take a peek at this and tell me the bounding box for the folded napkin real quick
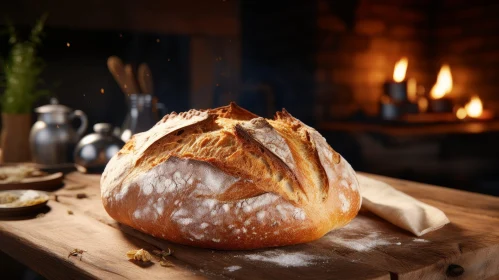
[357,174,450,236]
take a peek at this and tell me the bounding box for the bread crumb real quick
[76,193,88,199]
[127,249,152,262]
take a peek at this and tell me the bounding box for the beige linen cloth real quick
[357,173,450,236]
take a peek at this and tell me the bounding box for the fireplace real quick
[314,0,499,120]
[308,0,499,195]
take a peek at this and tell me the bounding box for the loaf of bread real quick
[101,103,361,250]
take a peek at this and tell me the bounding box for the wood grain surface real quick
[1,172,498,280]
[0,172,63,191]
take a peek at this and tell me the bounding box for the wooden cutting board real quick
[0,172,498,280]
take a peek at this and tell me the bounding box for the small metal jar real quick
[74,123,125,173]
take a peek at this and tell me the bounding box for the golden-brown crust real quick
[208,102,259,120]
[101,103,361,250]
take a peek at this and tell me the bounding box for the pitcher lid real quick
[93,123,113,134]
[35,98,72,114]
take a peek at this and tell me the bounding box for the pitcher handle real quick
[71,110,88,137]
[156,103,167,118]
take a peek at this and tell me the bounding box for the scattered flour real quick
[256,211,266,223]
[326,232,393,251]
[243,250,324,267]
[114,151,310,243]
[178,218,193,225]
[413,238,429,243]
[224,265,241,272]
[200,223,209,229]
[293,208,306,220]
[19,190,42,202]
[340,179,349,188]
[396,242,402,245]
[133,209,141,219]
[142,183,153,195]
[338,192,350,213]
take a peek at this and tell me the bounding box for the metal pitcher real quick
[30,98,88,165]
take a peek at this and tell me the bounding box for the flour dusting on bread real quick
[101,103,361,250]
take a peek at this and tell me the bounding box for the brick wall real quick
[435,0,499,109]
[316,0,433,118]
[317,0,499,118]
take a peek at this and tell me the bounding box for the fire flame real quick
[465,96,483,118]
[407,77,417,102]
[456,107,467,120]
[393,57,408,82]
[418,97,429,113]
[430,64,453,99]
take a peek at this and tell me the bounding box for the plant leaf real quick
[30,13,48,45]
[4,18,17,45]
[1,14,50,113]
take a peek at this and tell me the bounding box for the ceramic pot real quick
[1,113,32,163]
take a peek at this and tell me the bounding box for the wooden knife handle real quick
[138,63,154,95]
[124,64,140,94]
[107,56,131,96]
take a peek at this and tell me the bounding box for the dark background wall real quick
[0,0,498,196]
[435,0,499,106]
[0,27,190,132]
[2,0,499,123]
[0,0,239,134]
[239,1,317,123]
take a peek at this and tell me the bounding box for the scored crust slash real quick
[100,103,362,250]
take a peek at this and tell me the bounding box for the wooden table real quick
[1,172,498,280]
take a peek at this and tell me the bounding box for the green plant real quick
[0,14,50,114]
